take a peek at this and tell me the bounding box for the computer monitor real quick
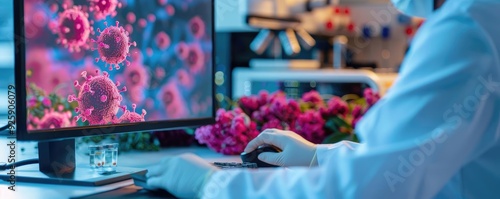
[5,0,215,185]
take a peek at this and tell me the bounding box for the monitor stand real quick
[0,139,146,186]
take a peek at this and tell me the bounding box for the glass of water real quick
[88,145,104,171]
[102,143,119,172]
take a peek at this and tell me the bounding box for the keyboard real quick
[212,162,258,169]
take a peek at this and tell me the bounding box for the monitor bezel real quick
[14,0,216,141]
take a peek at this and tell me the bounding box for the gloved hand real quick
[243,128,317,167]
[146,153,220,199]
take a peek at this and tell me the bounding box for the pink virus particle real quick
[50,4,59,13]
[189,16,206,39]
[157,81,189,119]
[119,104,147,123]
[34,109,76,130]
[130,48,143,63]
[176,69,193,88]
[127,12,136,24]
[175,42,189,60]
[88,0,123,21]
[145,98,154,109]
[125,24,134,34]
[138,19,147,28]
[155,32,171,51]
[75,58,100,82]
[146,48,153,57]
[67,70,127,125]
[155,67,166,79]
[52,6,93,53]
[33,11,49,27]
[122,62,149,103]
[158,0,167,6]
[165,5,175,16]
[26,48,52,91]
[186,43,205,74]
[47,66,72,96]
[92,21,137,71]
[50,0,74,13]
[147,14,156,23]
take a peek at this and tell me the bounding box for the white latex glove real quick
[146,153,220,199]
[243,128,317,167]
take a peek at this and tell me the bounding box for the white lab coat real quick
[201,0,500,198]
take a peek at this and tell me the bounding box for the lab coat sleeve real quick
[315,141,360,166]
[200,15,500,199]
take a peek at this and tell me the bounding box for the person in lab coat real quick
[146,0,500,198]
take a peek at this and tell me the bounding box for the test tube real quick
[88,145,104,171]
[103,143,119,172]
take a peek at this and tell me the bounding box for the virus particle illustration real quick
[175,42,189,60]
[52,6,93,53]
[138,19,147,28]
[165,5,175,16]
[189,16,206,39]
[158,0,167,6]
[155,67,166,79]
[146,48,154,57]
[92,21,136,71]
[157,81,189,119]
[24,0,48,39]
[125,24,133,34]
[26,48,53,92]
[129,48,143,63]
[88,0,122,21]
[121,61,149,103]
[33,108,76,130]
[47,65,72,96]
[127,12,136,24]
[155,31,171,51]
[176,69,193,88]
[145,98,154,109]
[75,58,100,82]
[148,14,156,23]
[32,10,49,28]
[186,43,205,74]
[51,0,75,12]
[68,70,127,125]
[119,104,147,123]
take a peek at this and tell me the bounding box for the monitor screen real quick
[21,0,213,134]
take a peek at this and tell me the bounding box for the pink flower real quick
[294,110,326,144]
[351,105,364,128]
[302,90,324,108]
[364,88,381,107]
[257,91,269,106]
[268,91,287,103]
[28,97,38,108]
[238,96,260,116]
[195,109,259,155]
[262,117,285,131]
[270,98,300,122]
[42,97,52,107]
[321,97,349,117]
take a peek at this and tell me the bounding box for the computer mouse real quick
[240,145,282,167]
[130,171,176,198]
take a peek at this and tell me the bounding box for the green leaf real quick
[351,134,361,143]
[322,132,350,144]
[332,117,352,128]
[324,119,340,134]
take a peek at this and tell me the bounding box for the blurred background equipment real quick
[212,0,424,104]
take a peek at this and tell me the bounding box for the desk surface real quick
[0,137,240,199]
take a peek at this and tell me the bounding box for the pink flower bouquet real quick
[195,88,380,155]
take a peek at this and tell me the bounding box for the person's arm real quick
[200,15,500,199]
